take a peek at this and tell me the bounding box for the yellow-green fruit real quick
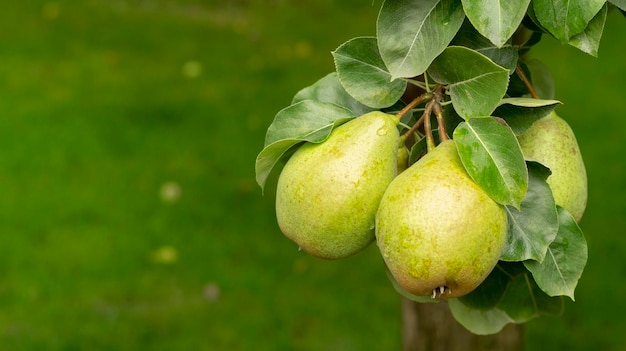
[397,145,410,173]
[276,111,400,259]
[518,112,587,222]
[376,140,507,298]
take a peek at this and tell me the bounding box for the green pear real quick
[397,145,410,173]
[518,111,587,222]
[276,111,400,259]
[376,140,507,298]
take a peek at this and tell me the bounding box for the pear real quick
[376,140,507,298]
[276,111,400,259]
[397,145,410,173]
[518,111,587,222]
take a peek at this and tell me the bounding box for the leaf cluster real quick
[254,0,608,334]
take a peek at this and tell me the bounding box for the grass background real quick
[0,1,624,350]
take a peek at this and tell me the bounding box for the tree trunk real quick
[401,298,524,351]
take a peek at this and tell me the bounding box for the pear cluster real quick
[274,110,587,299]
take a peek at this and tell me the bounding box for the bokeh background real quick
[0,1,624,350]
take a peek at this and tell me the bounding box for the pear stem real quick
[399,84,446,151]
[401,107,427,140]
[396,92,433,120]
[516,65,540,99]
[432,85,448,142]
[423,100,436,152]
[406,78,429,91]
[433,102,447,142]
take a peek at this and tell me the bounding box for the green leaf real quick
[408,127,447,166]
[494,98,561,135]
[449,261,563,334]
[264,101,354,146]
[428,46,509,119]
[506,59,555,99]
[533,0,606,42]
[524,5,551,34]
[255,140,300,192]
[525,59,555,100]
[292,72,373,116]
[332,37,407,109]
[568,3,608,57]
[448,298,514,335]
[458,265,510,310]
[377,0,465,80]
[453,118,528,207]
[524,206,588,300]
[409,137,428,166]
[611,0,626,11]
[461,0,531,47]
[497,270,564,322]
[518,31,544,56]
[255,101,354,191]
[501,162,559,262]
[451,21,519,73]
[441,101,466,134]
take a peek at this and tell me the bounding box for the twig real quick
[516,65,539,99]
[396,92,433,119]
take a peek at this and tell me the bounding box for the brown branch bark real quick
[402,298,524,351]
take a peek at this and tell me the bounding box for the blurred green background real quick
[0,1,624,350]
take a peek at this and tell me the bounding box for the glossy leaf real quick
[497,270,564,322]
[461,0,531,47]
[451,21,519,73]
[377,0,465,80]
[263,101,354,146]
[428,46,509,119]
[524,5,550,34]
[292,72,373,116]
[409,137,428,166]
[448,298,513,335]
[332,37,406,108]
[568,3,608,57]
[448,262,563,335]
[518,31,544,56]
[458,265,510,309]
[611,0,626,11]
[449,261,564,334]
[255,101,354,190]
[524,206,588,300]
[494,98,561,135]
[408,127,446,166]
[525,59,555,100]
[453,118,528,207]
[533,0,606,42]
[501,162,559,262]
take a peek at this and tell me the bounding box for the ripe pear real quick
[276,111,400,259]
[376,140,507,298]
[518,111,587,222]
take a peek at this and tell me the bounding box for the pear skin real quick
[518,112,587,222]
[376,140,507,298]
[276,111,400,259]
[397,145,410,173]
